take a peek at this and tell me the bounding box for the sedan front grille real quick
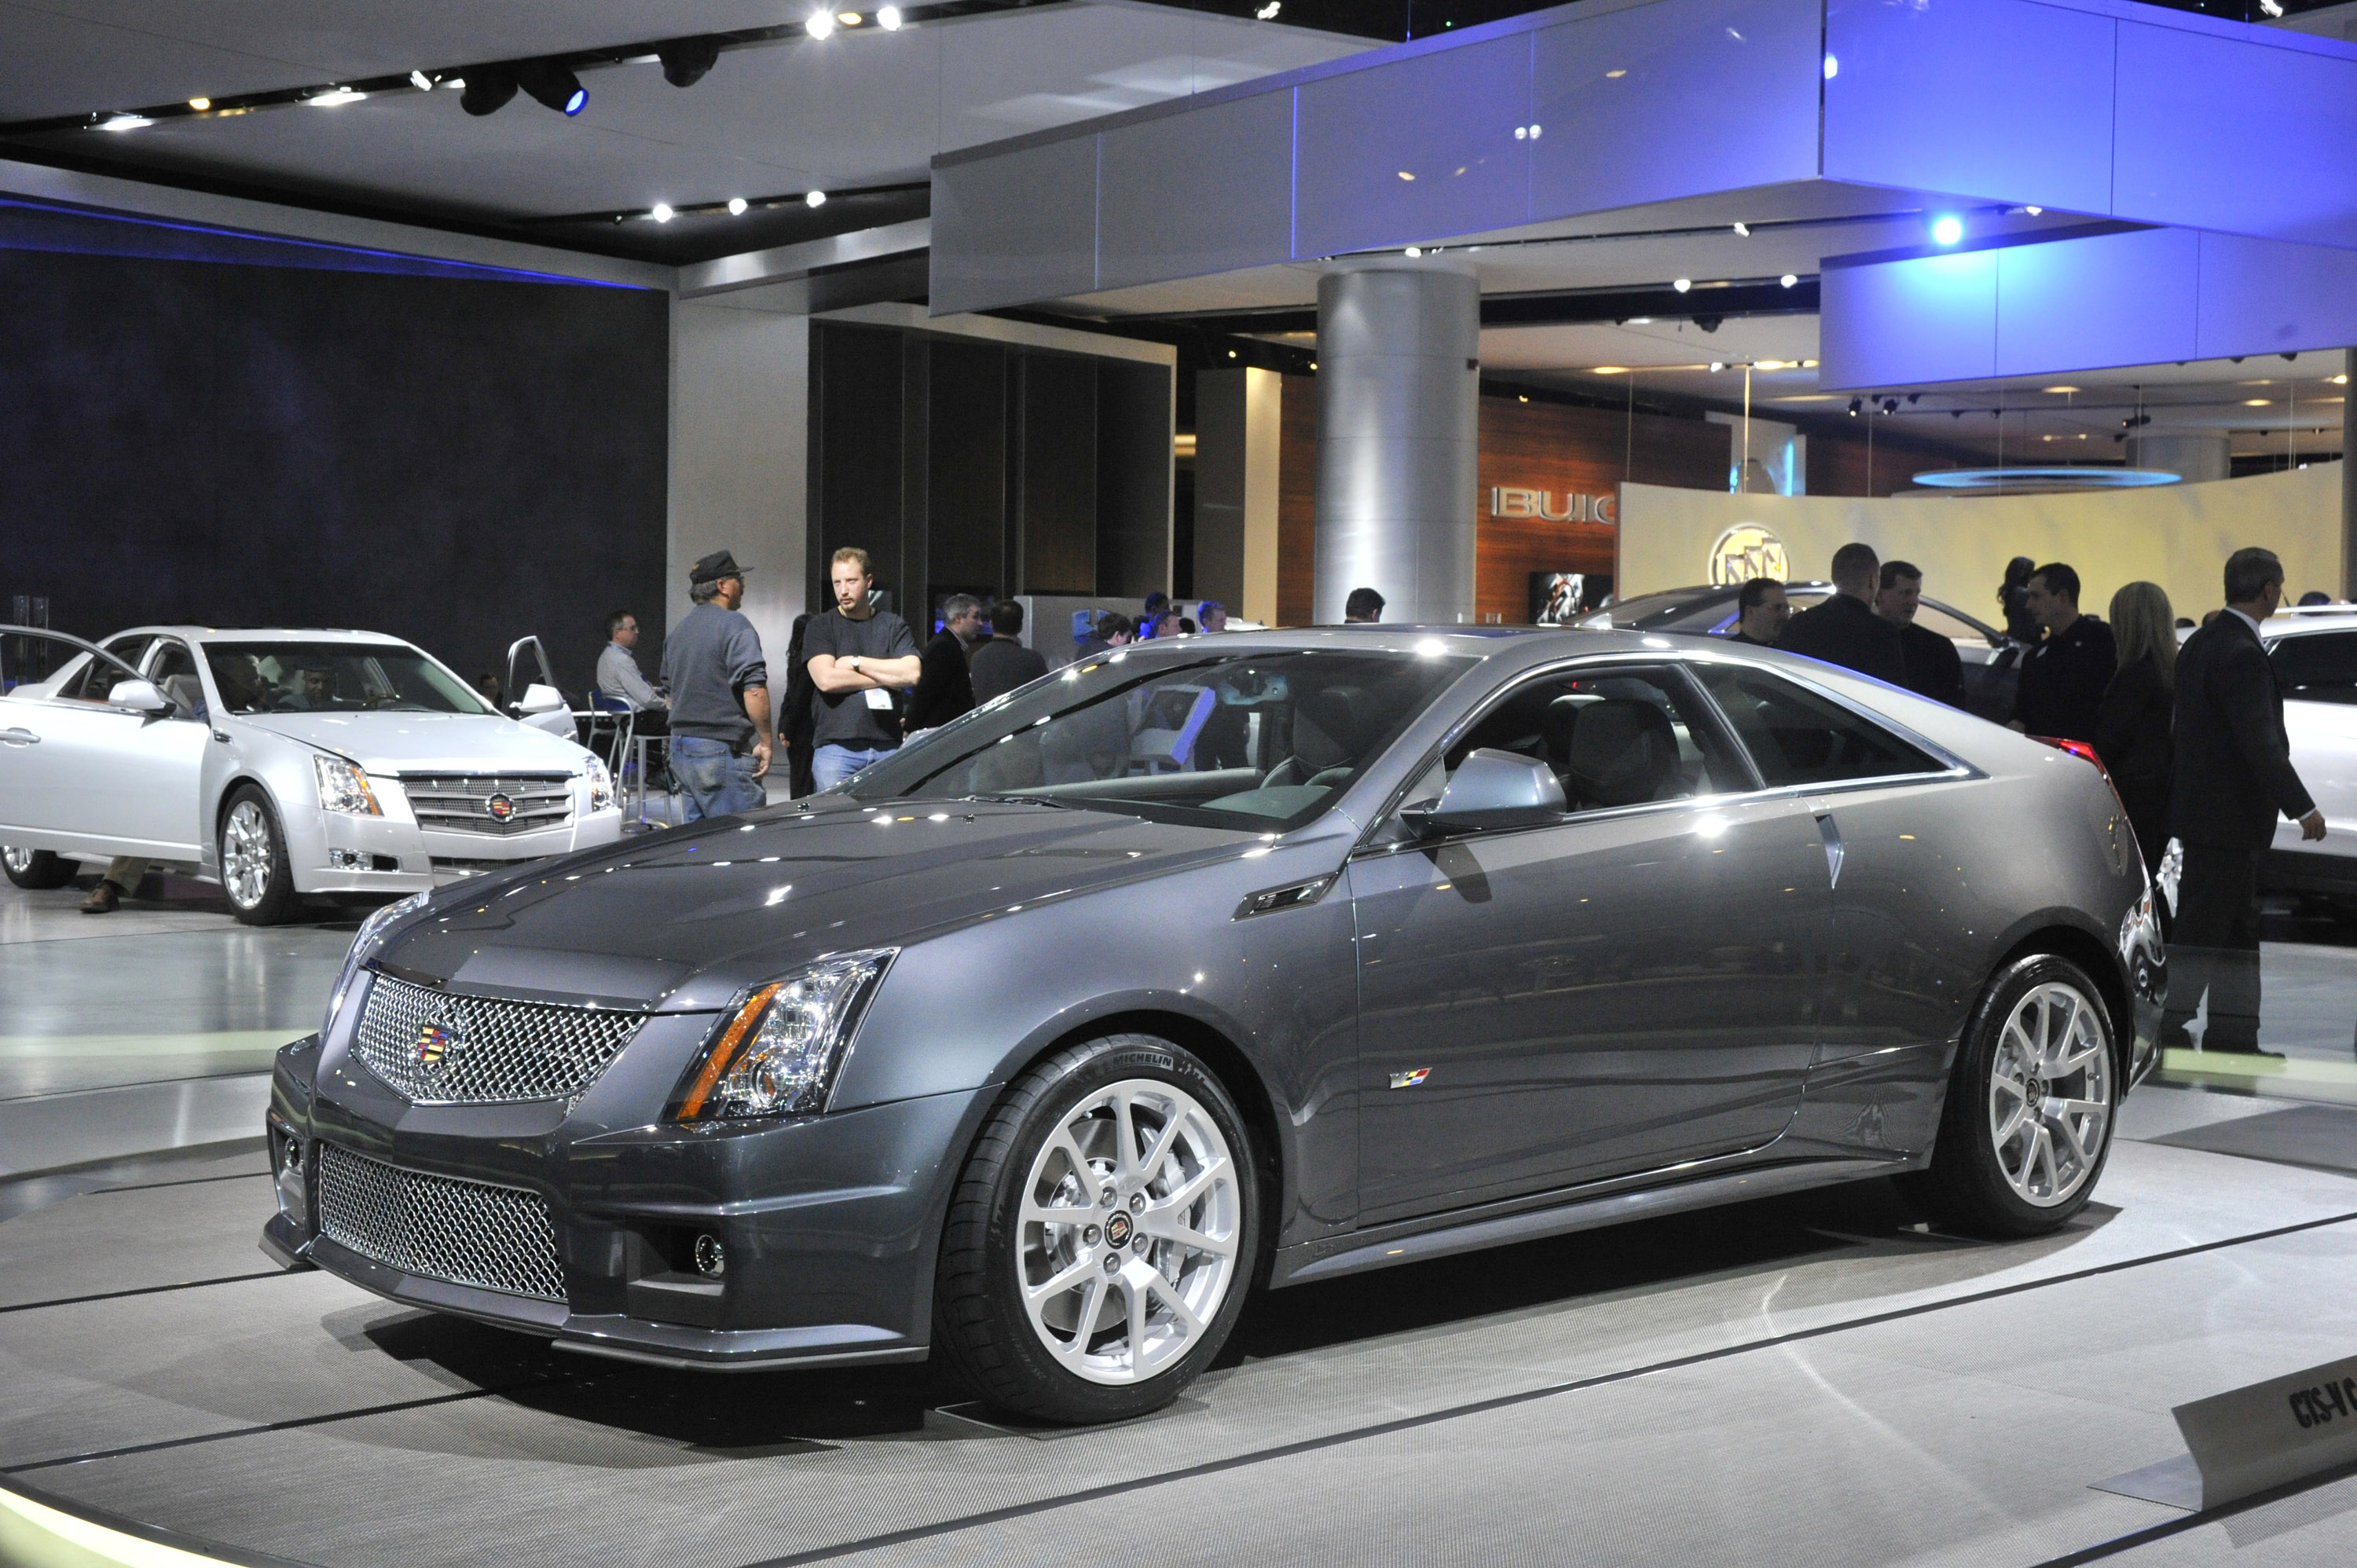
[316,1144,565,1302]
[354,972,646,1105]
[403,772,574,836]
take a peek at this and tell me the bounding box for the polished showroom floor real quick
[4,874,2357,1566]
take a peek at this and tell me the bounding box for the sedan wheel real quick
[2,844,78,890]
[1912,954,2117,1237]
[936,1035,1258,1423]
[219,787,299,925]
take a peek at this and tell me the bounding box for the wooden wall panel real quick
[1271,376,1732,625]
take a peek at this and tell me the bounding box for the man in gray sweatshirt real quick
[659,550,772,821]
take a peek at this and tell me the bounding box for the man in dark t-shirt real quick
[905,594,981,735]
[802,547,921,792]
[2009,561,2114,742]
[1874,560,1967,709]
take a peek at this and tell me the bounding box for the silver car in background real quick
[262,626,2161,1425]
[1,625,620,922]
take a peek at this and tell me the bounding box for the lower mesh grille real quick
[316,1144,566,1302]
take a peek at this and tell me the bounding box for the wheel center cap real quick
[1104,1212,1133,1248]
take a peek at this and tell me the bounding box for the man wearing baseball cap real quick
[659,549,773,820]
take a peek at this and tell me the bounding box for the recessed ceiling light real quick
[2042,386,2079,394]
[187,97,211,111]
[1673,278,1692,292]
[728,196,748,215]
[806,9,836,38]
[1930,214,1964,246]
[1779,273,1797,288]
[839,12,863,24]
[651,203,675,223]
[1732,222,1750,237]
[878,4,904,26]
[1593,366,1629,375]
[1404,245,1421,257]
[805,189,827,207]
[307,88,366,107]
[97,114,151,131]
[1397,170,1415,181]
[409,71,433,93]
[1606,68,1626,78]
[1627,317,1653,324]
[2244,398,2271,405]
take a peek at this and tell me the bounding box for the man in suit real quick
[1776,542,1906,683]
[969,598,1050,706]
[1873,560,1967,708]
[1723,577,1790,647]
[2008,562,2114,742]
[2161,547,2326,1055]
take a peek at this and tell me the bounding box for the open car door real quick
[0,626,209,862]
[506,636,578,742]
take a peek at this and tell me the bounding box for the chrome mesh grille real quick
[354,972,645,1105]
[316,1144,565,1302]
[402,773,574,836]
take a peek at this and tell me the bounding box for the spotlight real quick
[1930,214,1963,246]
[1906,393,1919,404]
[188,97,212,111]
[1673,277,1692,292]
[728,196,749,215]
[1849,397,1862,416]
[408,71,432,93]
[307,88,367,107]
[658,38,722,87]
[2281,352,2298,362]
[652,203,676,223]
[1732,222,1750,237]
[1882,397,1900,415]
[805,189,827,207]
[1693,314,1723,333]
[97,113,152,131]
[807,9,837,38]
[460,66,518,116]
[515,59,588,115]
[1823,53,1838,79]
[1780,273,1797,288]
[1710,361,1725,372]
[878,5,905,27]
[2025,205,2043,216]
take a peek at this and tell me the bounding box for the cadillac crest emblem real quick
[416,1020,459,1069]
[485,792,516,822]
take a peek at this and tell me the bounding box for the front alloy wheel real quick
[936,1035,1257,1423]
[1912,954,2117,1236]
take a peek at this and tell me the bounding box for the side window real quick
[2271,632,2357,705]
[148,640,207,719]
[61,638,150,702]
[1693,664,1944,788]
[1406,665,1750,817]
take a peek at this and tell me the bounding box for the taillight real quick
[2029,734,2139,859]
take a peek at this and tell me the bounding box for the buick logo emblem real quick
[415,1019,460,1070]
[485,793,516,822]
[1708,523,1788,587]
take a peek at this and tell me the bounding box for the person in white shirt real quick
[596,610,666,713]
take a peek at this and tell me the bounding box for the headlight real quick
[585,757,614,813]
[667,950,894,1121]
[314,755,381,815]
[321,890,431,1038]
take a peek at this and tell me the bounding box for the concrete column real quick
[667,299,808,668]
[1194,368,1283,625]
[2345,349,2357,599]
[2126,429,2231,485]
[1314,262,1480,625]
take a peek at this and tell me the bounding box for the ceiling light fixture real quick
[515,59,588,115]
[1673,277,1692,292]
[1732,222,1750,237]
[1779,273,1797,288]
[307,88,366,107]
[1823,54,1838,79]
[187,97,211,111]
[97,114,151,131]
[806,9,837,38]
[1404,245,1421,257]
[652,203,676,223]
[728,196,749,215]
[1930,214,1963,246]
[408,71,433,93]
[879,5,905,27]
[658,38,722,87]
[805,189,827,207]
[2025,205,2043,215]
[1848,397,1862,416]
[1255,0,1281,16]
[839,11,864,24]
[1593,366,1629,374]
[2043,385,2078,394]
[460,66,518,115]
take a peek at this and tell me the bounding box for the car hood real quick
[236,710,588,773]
[372,798,1296,1012]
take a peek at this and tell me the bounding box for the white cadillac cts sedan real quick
[1,625,621,923]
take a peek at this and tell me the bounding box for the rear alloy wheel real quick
[220,786,300,926]
[1912,954,2117,1237]
[934,1035,1257,1424]
[2,844,78,890]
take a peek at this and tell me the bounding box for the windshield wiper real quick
[967,793,1078,810]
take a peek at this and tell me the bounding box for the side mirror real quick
[1405,749,1566,835]
[108,678,173,715]
[518,683,567,716]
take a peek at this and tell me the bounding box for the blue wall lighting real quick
[1930,214,1964,247]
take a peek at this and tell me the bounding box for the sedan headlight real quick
[314,755,381,815]
[668,950,894,1121]
[322,890,431,1038]
[585,757,614,813]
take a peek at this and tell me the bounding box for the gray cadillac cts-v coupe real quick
[262,626,2163,1423]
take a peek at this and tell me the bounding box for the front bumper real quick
[287,806,625,895]
[262,1030,983,1371]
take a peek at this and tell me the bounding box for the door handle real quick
[0,727,38,746]
[1814,812,1844,891]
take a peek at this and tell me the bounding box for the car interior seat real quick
[1555,698,1682,808]
[1265,684,1369,789]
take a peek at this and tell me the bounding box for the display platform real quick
[5,1093,2357,1568]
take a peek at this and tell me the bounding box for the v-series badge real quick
[1388,1068,1431,1089]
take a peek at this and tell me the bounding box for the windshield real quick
[204,642,489,716]
[848,647,1479,830]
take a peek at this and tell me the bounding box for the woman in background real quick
[2095,580,2178,874]
[2000,555,2040,643]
